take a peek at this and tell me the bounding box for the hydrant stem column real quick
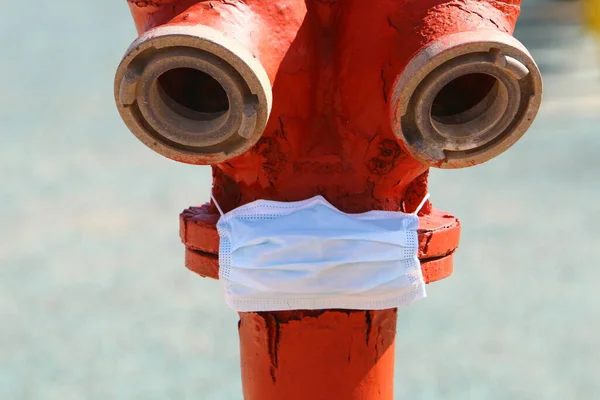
[239,309,397,400]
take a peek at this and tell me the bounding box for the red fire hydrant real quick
[115,1,542,398]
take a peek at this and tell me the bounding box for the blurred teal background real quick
[0,0,598,399]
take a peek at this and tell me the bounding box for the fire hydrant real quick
[115,1,542,399]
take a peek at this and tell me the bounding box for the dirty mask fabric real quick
[215,195,426,312]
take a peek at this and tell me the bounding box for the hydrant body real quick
[116,1,542,398]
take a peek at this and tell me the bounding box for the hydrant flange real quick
[179,204,461,284]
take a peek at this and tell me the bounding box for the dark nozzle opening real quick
[157,68,230,115]
[431,73,497,120]
[427,71,510,143]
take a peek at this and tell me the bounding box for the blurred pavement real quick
[0,1,599,399]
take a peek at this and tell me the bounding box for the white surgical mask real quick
[213,194,429,312]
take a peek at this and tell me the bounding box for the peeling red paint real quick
[124,1,522,398]
[128,0,521,214]
[239,309,398,399]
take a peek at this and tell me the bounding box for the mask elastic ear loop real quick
[210,193,225,217]
[413,193,431,216]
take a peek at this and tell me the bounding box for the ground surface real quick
[1,0,599,399]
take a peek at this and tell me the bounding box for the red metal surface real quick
[124,1,523,398]
[239,309,398,400]
[127,0,519,213]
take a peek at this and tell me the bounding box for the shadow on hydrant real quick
[115,1,542,399]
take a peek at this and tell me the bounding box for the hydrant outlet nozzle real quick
[392,30,543,169]
[114,25,272,165]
